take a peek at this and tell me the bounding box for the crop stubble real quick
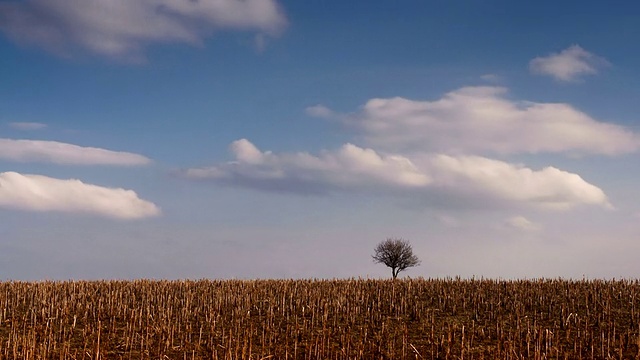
[0,278,638,359]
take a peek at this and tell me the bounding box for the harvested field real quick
[0,278,639,359]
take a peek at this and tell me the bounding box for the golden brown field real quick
[0,278,638,359]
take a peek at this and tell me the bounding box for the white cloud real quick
[0,172,160,219]
[0,139,151,166]
[425,154,612,210]
[504,215,541,231]
[305,105,335,119]
[340,86,639,155]
[480,73,501,82]
[184,139,431,194]
[529,45,609,82]
[182,139,611,210]
[8,122,47,131]
[0,0,287,61]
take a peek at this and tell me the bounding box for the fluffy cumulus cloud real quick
[425,154,611,210]
[0,0,287,60]
[529,45,609,82]
[338,86,639,155]
[0,139,151,166]
[0,172,160,219]
[184,139,430,194]
[182,139,611,210]
[181,84,628,213]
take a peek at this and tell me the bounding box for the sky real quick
[1,0,640,280]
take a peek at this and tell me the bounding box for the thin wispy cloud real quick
[8,122,47,131]
[504,215,541,231]
[480,74,501,83]
[0,139,151,166]
[305,105,335,119]
[0,0,287,61]
[0,172,160,219]
[529,45,609,82]
[182,139,611,210]
[435,214,461,228]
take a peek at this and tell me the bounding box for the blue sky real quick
[1,0,640,280]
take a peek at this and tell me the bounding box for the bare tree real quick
[372,238,420,279]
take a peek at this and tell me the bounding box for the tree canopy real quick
[372,238,420,279]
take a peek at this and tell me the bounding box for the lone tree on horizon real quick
[372,238,420,279]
